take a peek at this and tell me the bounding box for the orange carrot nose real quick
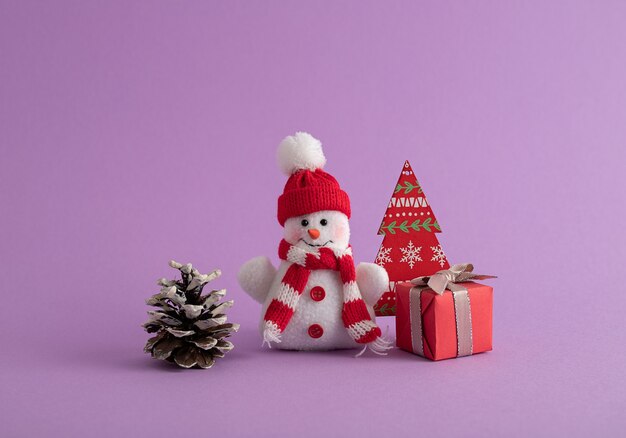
[308,229,320,239]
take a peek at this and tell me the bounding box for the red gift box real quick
[396,278,493,361]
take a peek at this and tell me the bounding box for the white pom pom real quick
[277,132,326,175]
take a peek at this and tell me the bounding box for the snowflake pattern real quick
[399,240,422,269]
[430,245,447,267]
[375,246,393,267]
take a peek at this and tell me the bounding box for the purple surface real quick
[2,1,625,437]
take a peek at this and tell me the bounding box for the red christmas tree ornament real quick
[373,160,450,316]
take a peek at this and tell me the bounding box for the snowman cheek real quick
[285,228,301,243]
[333,226,346,242]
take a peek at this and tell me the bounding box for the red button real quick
[310,286,326,302]
[308,324,324,339]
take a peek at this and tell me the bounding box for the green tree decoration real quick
[143,260,239,369]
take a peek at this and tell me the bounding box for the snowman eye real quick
[301,219,309,227]
[320,219,328,226]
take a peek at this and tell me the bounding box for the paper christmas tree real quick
[373,160,450,316]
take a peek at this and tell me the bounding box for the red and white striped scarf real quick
[262,239,391,354]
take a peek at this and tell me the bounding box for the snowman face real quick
[284,210,351,251]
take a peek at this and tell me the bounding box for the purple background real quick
[2,1,625,437]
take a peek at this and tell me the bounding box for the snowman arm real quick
[356,262,389,306]
[237,256,277,304]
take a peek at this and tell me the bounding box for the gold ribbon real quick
[408,264,496,358]
[411,263,496,295]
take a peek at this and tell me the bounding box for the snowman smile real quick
[299,238,333,248]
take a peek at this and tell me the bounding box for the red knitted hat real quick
[276,132,351,226]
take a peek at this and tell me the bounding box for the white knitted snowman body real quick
[261,261,365,350]
[238,133,389,351]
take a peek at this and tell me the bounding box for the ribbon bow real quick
[411,263,497,295]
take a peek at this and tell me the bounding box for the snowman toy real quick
[238,132,392,354]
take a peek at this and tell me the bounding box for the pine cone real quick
[143,260,239,369]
